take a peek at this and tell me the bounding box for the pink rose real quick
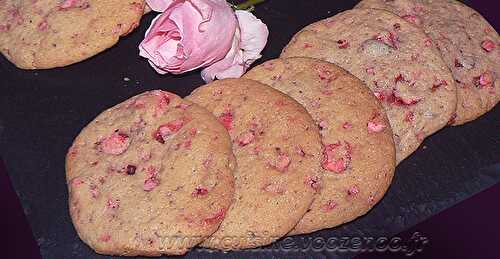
[140,0,268,82]
[139,0,237,74]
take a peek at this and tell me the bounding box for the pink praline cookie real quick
[187,78,323,250]
[245,57,396,235]
[66,90,235,256]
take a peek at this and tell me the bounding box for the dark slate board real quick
[0,0,498,258]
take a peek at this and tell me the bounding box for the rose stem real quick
[236,0,266,10]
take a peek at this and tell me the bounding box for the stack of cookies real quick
[66,0,498,256]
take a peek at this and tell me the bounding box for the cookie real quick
[281,8,457,163]
[355,0,499,125]
[66,90,235,256]
[244,57,396,234]
[0,0,145,69]
[186,78,322,250]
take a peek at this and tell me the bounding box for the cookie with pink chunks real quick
[0,0,145,69]
[281,8,457,163]
[245,57,395,235]
[187,79,322,250]
[355,0,499,125]
[66,90,236,256]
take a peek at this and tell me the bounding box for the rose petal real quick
[201,10,268,82]
[201,28,243,82]
[236,10,269,64]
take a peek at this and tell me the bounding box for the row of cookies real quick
[250,0,497,242]
[66,0,497,256]
[282,1,498,162]
[67,61,397,255]
[259,0,497,241]
[172,0,500,246]
[354,0,499,126]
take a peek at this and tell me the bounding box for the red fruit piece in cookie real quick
[296,146,306,157]
[481,40,496,52]
[59,0,79,9]
[375,31,399,49]
[405,111,415,123]
[143,166,160,192]
[367,121,386,133]
[89,184,99,198]
[126,165,137,175]
[203,208,226,225]
[251,145,263,155]
[202,156,212,169]
[377,89,421,106]
[347,185,360,196]
[393,94,421,106]
[367,112,386,133]
[106,198,120,209]
[237,131,255,146]
[305,175,321,191]
[100,132,130,155]
[342,122,353,129]
[366,67,375,75]
[303,42,314,48]
[322,200,338,212]
[59,0,90,10]
[175,103,191,110]
[143,178,159,191]
[316,65,337,83]
[71,178,85,187]
[424,37,433,47]
[394,73,406,84]
[99,233,111,242]
[318,120,328,131]
[37,20,48,31]
[416,131,425,142]
[192,186,209,197]
[153,90,171,116]
[189,128,198,137]
[153,118,185,144]
[321,141,352,173]
[432,79,448,92]
[473,72,493,87]
[269,150,291,172]
[448,113,458,125]
[337,39,349,49]
[218,112,233,130]
[401,14,422,26]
